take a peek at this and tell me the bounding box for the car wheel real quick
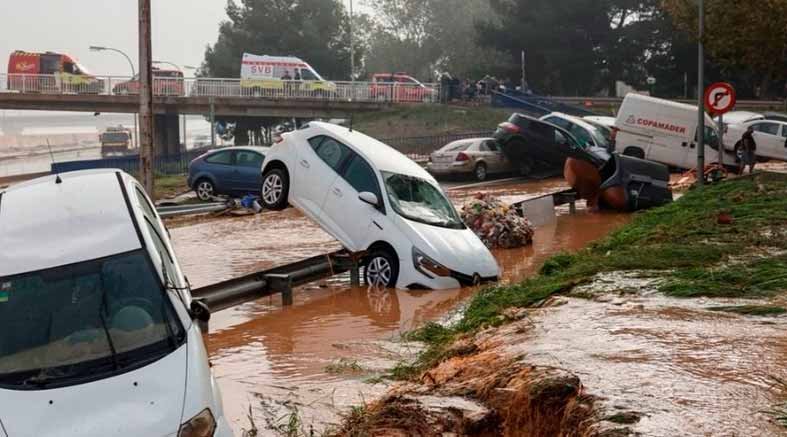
[195,179,215,201]
[261,169,289,210]
[474,162,488,181]
[364,249,399,288]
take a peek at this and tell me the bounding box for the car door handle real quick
[300,159,310,169]
[332,187,343,197]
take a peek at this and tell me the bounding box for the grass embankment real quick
[395,172,787,379]
[353,105,511,138]
[153,174,189,201]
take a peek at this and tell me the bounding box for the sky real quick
[1,0,365,78]
[0,0,228,77]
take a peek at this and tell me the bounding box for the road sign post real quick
[704,82,736,177]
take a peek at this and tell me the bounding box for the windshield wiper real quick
[98,275,120,371]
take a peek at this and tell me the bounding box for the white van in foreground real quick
[260,122,500,290]
[614,93,736,169]
[0,170,230,437]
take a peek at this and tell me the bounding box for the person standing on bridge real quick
[281,70,292,80]
[738,126,757,175]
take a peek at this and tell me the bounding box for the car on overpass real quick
[370,73,437,103]
[112,67,185,96]
[188,146,270,201]
[259,121,500,289]
[0,169,230,437]
[7,50,104,94]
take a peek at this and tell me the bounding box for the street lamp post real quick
[697,0,705,187]
[90,45,138,149]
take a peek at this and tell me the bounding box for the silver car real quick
[427,138,513,181]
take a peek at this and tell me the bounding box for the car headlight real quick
[412,247,451,278]
[179,409,216,437]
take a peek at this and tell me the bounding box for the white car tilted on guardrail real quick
[0,170,230,437]
[260,122,500,290]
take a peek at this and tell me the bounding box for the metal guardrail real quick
[551,96,786,112]
[0,73,440,103]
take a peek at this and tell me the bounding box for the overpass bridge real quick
[0,73,437,153]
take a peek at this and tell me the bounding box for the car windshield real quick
[101,132,130,143]
[586,123,612,149]
[382,172,464,229]
[0,250,184,389]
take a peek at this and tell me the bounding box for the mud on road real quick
[167,177,628,435]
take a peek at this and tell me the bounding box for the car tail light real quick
[456,152,470,162]
[499,122,520,134]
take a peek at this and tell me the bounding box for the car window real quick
[342,154,383,202]
[569,124,594,147]
[753,122,780,135]
[445,141,472,152]
[300,69,318,81]
[485,141,499,152]
[546,116,571,130]
[134,186,159,220]
[144,218,177,282]
[314,137,353,172]
[782,126,787,138]
[205,150,233,165]
[308,136,325,150]
[555,130,569,145]
[235,151,264,168]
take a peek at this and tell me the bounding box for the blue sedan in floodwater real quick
[187,146,270,201]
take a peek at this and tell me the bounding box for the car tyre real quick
[261,169,289,210]
[474,162,488,181]
[364,249,399,288]
[195,179,215,202]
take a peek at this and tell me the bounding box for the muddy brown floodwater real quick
[169,177,630,435]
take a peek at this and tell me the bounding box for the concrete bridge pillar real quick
[154,113,181,157]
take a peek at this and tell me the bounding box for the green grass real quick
[708,305,787,316]
[353,105,511,138]
[393,173,787,379]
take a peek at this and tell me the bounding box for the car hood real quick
[398,218,500,278]
[0,346,188,437]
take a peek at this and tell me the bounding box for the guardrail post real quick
[350,261,361,287]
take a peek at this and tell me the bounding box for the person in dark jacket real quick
[738,126,757,175]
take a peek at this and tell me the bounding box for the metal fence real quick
[0,73,440,103]
[49,131,493,176]
[51,147,211,176]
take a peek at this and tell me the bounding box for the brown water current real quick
[168,177,630,434]
[514,275,787,436]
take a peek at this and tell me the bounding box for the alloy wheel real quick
[262,174,283,205]
[366,256,392,287]
[196,181,214,201]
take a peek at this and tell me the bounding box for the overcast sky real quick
[1,0,364,78]
[0,0,227,77]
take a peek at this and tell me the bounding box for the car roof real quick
[208,146,270,154]
[0,169,142,277]
[543,112,599,132]
[299,122,436,182]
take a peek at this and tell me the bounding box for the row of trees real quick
[201,0,787,99]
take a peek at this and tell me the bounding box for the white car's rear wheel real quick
[261,169,289,210]
[364,249,399,288]
[474,162,488,181]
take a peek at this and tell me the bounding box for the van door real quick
[321,151,381,251]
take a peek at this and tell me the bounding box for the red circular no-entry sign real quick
[704,82,736,115]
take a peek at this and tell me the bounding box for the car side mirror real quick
[190,299,211,323]
[359,191,380,207]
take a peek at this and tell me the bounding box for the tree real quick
[202,0,354,80]
[361,0,510,80]
[663,0,787,97]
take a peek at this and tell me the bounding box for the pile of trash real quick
[460,193,534,249]
[670,163,730,190]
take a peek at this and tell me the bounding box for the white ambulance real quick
[239,53,335,95]
[614,93,736,169]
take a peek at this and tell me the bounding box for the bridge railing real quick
[0,73,440,103]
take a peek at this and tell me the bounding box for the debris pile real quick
[460,193,534,249]
[670,163,730,190]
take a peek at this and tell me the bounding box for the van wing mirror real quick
[359,192,380,207]
[190,299,211,323]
